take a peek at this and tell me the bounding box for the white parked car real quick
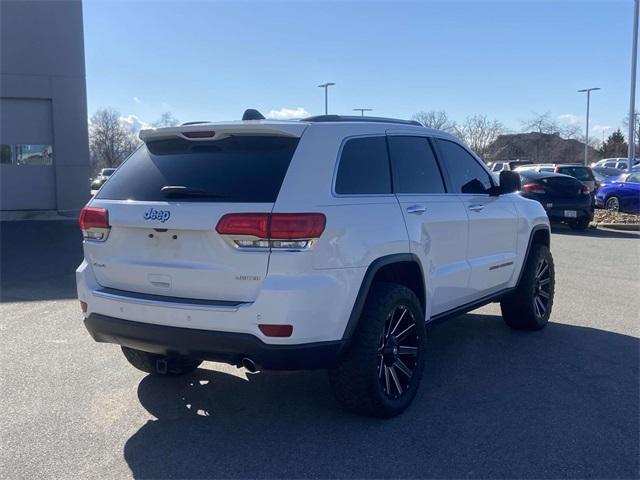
[77,111,555,417]
[488,160,532,172]
[591,158,639,170]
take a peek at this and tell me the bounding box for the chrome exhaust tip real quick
[241,357,258,373]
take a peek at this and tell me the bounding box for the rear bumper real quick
[77,259,365,346]
[546,206,593,222]
[520,195,593,222]
[85,313,343,370]
[594,194,607,208]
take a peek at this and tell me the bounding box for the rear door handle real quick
[406,205,427,215]
[468,204,485,212]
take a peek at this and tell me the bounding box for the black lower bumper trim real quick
[84,314,343,370]
[547,208,593,222]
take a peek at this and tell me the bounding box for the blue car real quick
[595,172,640,213]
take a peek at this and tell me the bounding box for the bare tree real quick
[411,110,456,132]
[89,107,138,172]
[153,111,180,128]
[561,123,582,140]
[522,111,588,139]
[454,114,504,158]
[521,111,562,135]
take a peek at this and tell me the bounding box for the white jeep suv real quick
[77,111,555,417]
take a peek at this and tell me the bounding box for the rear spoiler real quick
[139,122,307,143]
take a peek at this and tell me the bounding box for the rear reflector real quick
[79,207,109,229]
[259,324,293,337]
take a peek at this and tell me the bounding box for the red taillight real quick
[79,207,110,241]
[216,213,269,238]
[554,167,561,173]
[522,183,545,194]
[270,213,326,239]
[216,213,326,249]
[581,184,590,194]
[79,207,109,229]
[258,324,293,337]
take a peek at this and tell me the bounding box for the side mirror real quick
[499,170,521,194]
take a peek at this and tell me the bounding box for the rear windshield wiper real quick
[160,185,228,198]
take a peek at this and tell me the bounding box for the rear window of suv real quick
[556,166,594,181]
[96,135,299,203]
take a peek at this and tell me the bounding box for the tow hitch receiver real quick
[156,358,168,374]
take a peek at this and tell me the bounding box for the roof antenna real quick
[242,109,266,121]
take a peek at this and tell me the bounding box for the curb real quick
[595,223,640,232]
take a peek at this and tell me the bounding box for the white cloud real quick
[133,96,142,104]
[592,124,612,135]
[558,113,580,125]
[266,107,310,120]
[119,114,151,135]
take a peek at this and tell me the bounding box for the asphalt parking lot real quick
[1,221,638,479]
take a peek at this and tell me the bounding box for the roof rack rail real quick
[302,115,422,127]
[181,121,211,126]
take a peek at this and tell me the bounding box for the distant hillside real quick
[484,132,601,164]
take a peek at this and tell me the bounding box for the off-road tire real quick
[121,346,202,375]
[329,282,426,418]
[501,244,555,330]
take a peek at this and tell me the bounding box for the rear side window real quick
[557,166,594,181]
[434,139,493,194]
[335,136,391,194]
[388,136,445,193]
[96,136,299,203]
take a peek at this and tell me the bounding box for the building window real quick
[0,144,53,165]
[0,144,12,164]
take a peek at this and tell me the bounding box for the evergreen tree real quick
[601,129,628,157]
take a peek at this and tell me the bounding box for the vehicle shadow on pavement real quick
[0,221,83,302]
[124,313,639,479]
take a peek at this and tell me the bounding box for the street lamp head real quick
[318,82,335,88]
[578,87,601,93]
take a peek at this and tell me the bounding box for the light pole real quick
[628,0,639,172]
[317,82,335,115]
[578,87,601,166]
[353,108,372,117]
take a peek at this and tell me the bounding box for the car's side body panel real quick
[595,174,640,213]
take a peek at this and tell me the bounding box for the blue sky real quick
[84,0,634,140]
